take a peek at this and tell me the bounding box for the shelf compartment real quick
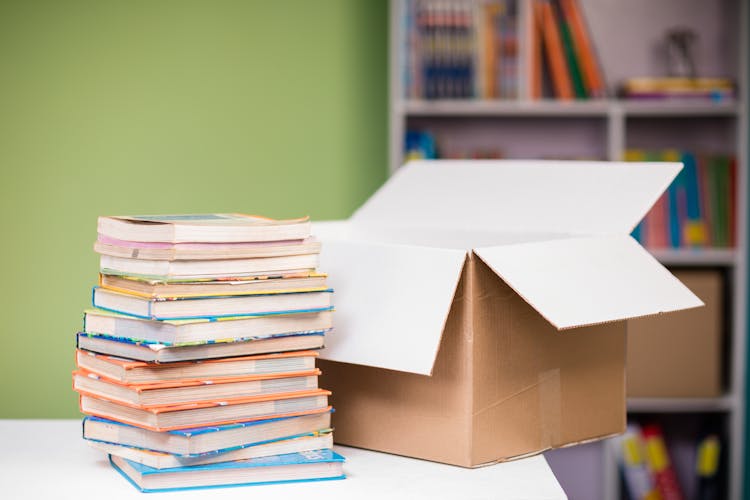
[627,396,735,413]
[650,248,736,266]
[406,115,608,160]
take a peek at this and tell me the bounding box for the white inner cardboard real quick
[315,160,703,375]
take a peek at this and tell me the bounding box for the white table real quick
[0,420,566,499]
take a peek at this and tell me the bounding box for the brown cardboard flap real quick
[470,256,626,464]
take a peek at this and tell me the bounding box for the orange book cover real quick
[73,368,320,392]
[559,0,605,97]
[530,0,544,99]
[541,1,573,99]
[76,349,318,377]
[77,389,332,432]
[483,4,501,99]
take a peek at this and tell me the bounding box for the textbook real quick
[92,286,333,320]
[73,369,321,408]
[91,432,334,469]
[82,308,333,345]
[100,253,319,280]
[82,412,332,456]
[97,214,311,243]
[79,390,331,431]
[110,449,345,492]
[76,350,319,384]
[99,272,328,299]
[95,235,321,261]
[77,333,326,363]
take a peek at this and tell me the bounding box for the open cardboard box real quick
[314,160,703,467]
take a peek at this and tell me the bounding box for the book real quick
[77,333,325,363]
[109,449,345,492]
[82,412,332,456]
[553,0,586,98]
[540,1,573,99]
[642,423,685,500]
[79,389,331,431]
[92,286,333,320]
[615,423,658,500]
[97,214,311,244]
[695,432,722,500]
[558,0,604,97]
[73,369,321,408]
[90,432,334,469]
[621,77,735,100]
[95,235,321,261]
[99,253,319,280]
[99,272,328,299]
[82,308,333,345]
[76,349,319,384]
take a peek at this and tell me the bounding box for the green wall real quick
[0,0,388,418]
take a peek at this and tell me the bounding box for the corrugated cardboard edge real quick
[469,430,623,469]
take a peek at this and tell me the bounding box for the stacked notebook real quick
[72,214,344,492]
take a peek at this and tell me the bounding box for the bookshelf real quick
[388,0,747,498]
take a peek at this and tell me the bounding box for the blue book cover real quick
[91,286,334,321]
[110,449,346,492]
[77,329,326,348]
[84,410,333,457]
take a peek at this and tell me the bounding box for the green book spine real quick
[555,2,587,98]
[718,156,730,247]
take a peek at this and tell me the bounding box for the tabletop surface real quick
[0,419,566,499]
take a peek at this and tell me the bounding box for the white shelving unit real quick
[388,0,747,498]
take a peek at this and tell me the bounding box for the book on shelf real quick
[77,332,326,364]
[109,449,345,493]
[534,0,604,99]
[95,235,321,261]
[98,272,328,298]
[78,390,331,432]
[91,286,333,320]
[90,431,334,469]
[82,412,333,457]
[620,77,736,102]
[400,0,605,100]
[97,214,311,243]
[81,307,333,345]
[76,349,319,384]
[628,149,736,249]
[403,0,519,99]
[73,369,321,408]
[614,423,659,500]
[642,423,685,500]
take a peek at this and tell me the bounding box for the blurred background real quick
[0,0,387,414]
[1,0,747,498]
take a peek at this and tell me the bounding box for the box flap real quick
[352,160,682,236]
[474,235,703,330]
[317,238,466,375]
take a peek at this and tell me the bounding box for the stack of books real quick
[72,214,344,492]
[620,77,736,102]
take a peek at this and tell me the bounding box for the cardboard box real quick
[315,160,702,466]
[626,269,724,398]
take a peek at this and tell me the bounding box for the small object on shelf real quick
[620,77,736,102]
[665,27,698,79]
[405,129,438,159]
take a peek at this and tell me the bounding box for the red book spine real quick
[642,424,685,500]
